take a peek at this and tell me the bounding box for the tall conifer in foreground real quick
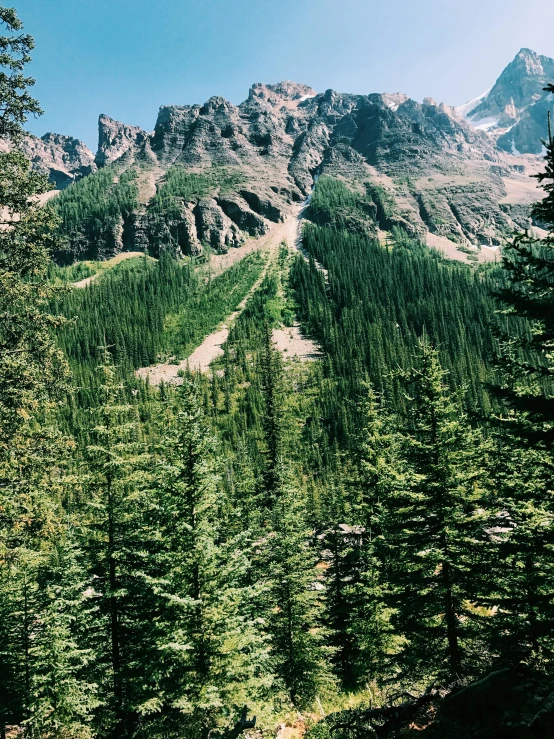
[343,385,403,687]
[495,89,554,442]
[84,352,150,738]
[383,341,488,682]
[151,382,273,738]
[264,463,335,709]
[488,86,554,665]
[0,6,90,736]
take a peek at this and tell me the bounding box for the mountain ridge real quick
[23,50,554,262]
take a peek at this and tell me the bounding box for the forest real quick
[1,6,554,739]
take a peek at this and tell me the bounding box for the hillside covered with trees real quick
[2,5,554,739]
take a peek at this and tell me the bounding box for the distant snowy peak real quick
[456,48,554,155]
[457,89,491,120]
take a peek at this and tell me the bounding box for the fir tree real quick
[25,536,99,739]
[83,351,150,737]
[0,7,75,736]
[151,382,272,738]
[383,341,488,682]
[263,463,335,709]
[343,385,402,687]
[486,87,554,666]
[494,87,554,443]
[259,323,283,507]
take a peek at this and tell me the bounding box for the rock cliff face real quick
[21,132,96,188]
[27,49,553,261]
[458,48,554,154]
[95,114,149,167]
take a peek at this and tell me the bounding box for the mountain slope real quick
[26,52,554,262]
[458,48,554,154]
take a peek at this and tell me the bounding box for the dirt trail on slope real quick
[136,209,302,385]
[72,251,147,288]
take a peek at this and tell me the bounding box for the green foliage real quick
[291,217,496,449]
[51,167,139,261]
[484,91,554,667]
[7,19,554,735]
[53,251,264,390]
[308,176,377,233]
[381,342,489,682]
[149,166,246,219]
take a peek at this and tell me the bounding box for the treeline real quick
[55,251,264,375]
[148,165,246,218]
[53,250,264,443]
[290,219,496,451]
[51,166,139,261]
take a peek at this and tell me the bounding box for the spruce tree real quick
[259,323,283,506]
[263,463,335,710]
[486,87,554,666]
[25,536,99,739]
[482,438,554,665]
[383,341,488,682]
[494,88,554,442]
[341,385,402,688]
[0,7,79,736]
[151,381,272,738]
[83,351,151,737]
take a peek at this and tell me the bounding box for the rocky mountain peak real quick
[247,81,316,107]
[20,132,96,188]
[96,114,149,167]
[513,47,546,76]
[24,61,551,262]
[458,47,554,154]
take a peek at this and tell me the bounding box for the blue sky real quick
[18,0,554,151]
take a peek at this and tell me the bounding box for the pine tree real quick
[481,438,554,665]
[25,536,99,739]
[383,341,488,683]
[485,86,554,666]
[341,385,402,688]
[494,88,554,442]
[83,351,150,737]
[259,323,283,507]
[0,8,77,736]
[263,463,335,709]
[151,381,273,738]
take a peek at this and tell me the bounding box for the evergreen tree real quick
[151,382,272,738]
[259,323,283,507]
[482,439,554,665]
[494,88,554,442]
[83,351,150,737]
[383,341,488,682]
[486,87,554,666]
[0,7,78,736]
[263,463,335,709]
[341,386,403,688]
[25,536,99,739]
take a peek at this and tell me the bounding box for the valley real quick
[2,8,554,737]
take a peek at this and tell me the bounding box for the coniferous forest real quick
[2,6,554,739]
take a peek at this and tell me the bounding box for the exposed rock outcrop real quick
[21,132,96,188]
[194,198,243,252]
[31,52,552,261]
[458,48,554,154]
[95,114,149,167]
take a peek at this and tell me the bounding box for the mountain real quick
[15,132,96,188]
[23,52,554,262]
[458,48,554,154]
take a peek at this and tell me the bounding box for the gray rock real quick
[21,132,96,188]
[194,198,243,252]
[459,48,554,155]
[96,114,149,167]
